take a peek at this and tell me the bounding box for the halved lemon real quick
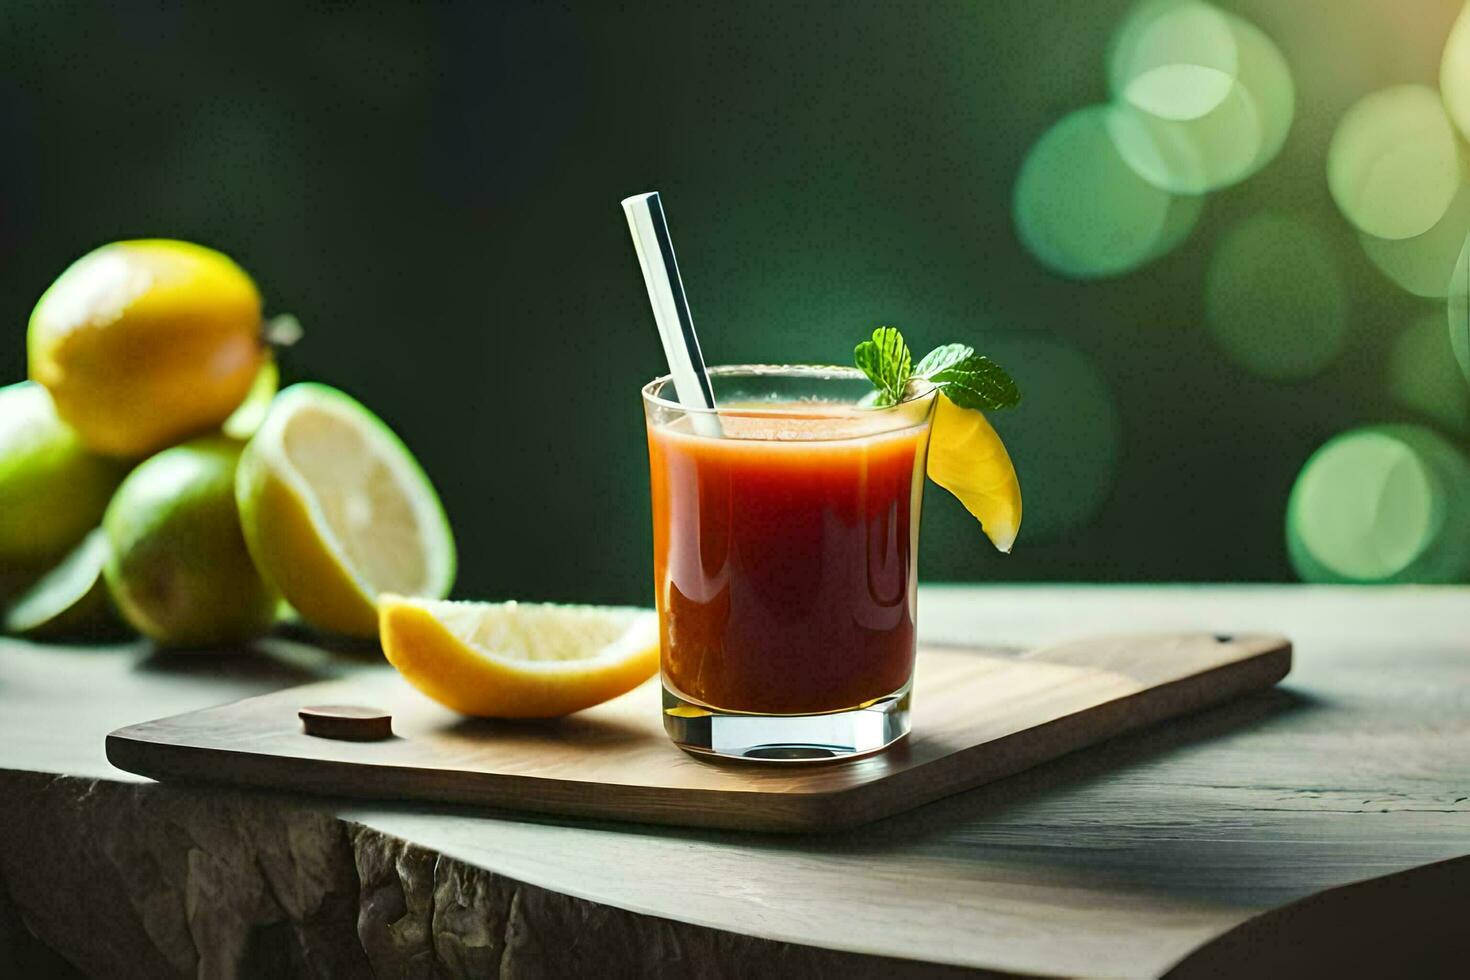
[926,393,1023,552]
[378,595,659,718]
[236,383,455,637]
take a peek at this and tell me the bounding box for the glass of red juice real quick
[642,365,936,761]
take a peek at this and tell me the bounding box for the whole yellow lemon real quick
[28,239,265,458]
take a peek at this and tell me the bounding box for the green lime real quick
[4,529,122,639]
[0,381,127,599]
[104,436,277,646]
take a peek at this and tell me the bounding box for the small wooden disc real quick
[298,705,393,741]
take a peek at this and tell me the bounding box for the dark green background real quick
[1,1,1463,603]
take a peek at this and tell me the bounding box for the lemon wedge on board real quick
[378,596,659,718]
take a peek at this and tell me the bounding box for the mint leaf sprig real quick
[854,326,1020,410]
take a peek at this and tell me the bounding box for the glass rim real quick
[640,363,934,416]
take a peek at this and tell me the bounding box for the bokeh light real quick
[1442,0,1470,143]
[1287,425,1470,584]
[1358,165,1470,298]
[1205,213,1347,380]
[1109,0,1236,109]
[1328,84,1463,241]
[1013,105,1202,279]
[1105,88,1261,196]
[1388,314,1469,433]
[1107,0,1293,194]
[1450,232,1470,384]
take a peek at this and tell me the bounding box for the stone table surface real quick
[1,585,1467,977]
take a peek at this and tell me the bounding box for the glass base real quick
[662,682,911,762]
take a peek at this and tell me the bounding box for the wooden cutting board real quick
[106,632,1290,832]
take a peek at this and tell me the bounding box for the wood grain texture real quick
[105,632,1290,832]
[4,586,1467,977]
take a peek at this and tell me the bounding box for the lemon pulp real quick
[236,383,455,637]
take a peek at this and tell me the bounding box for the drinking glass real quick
[642,365,936,761]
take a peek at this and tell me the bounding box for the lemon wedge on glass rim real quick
[235,383,456,637]
[378,596,659,718]
[926,392,1023,552]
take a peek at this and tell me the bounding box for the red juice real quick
[647,406,932,715]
